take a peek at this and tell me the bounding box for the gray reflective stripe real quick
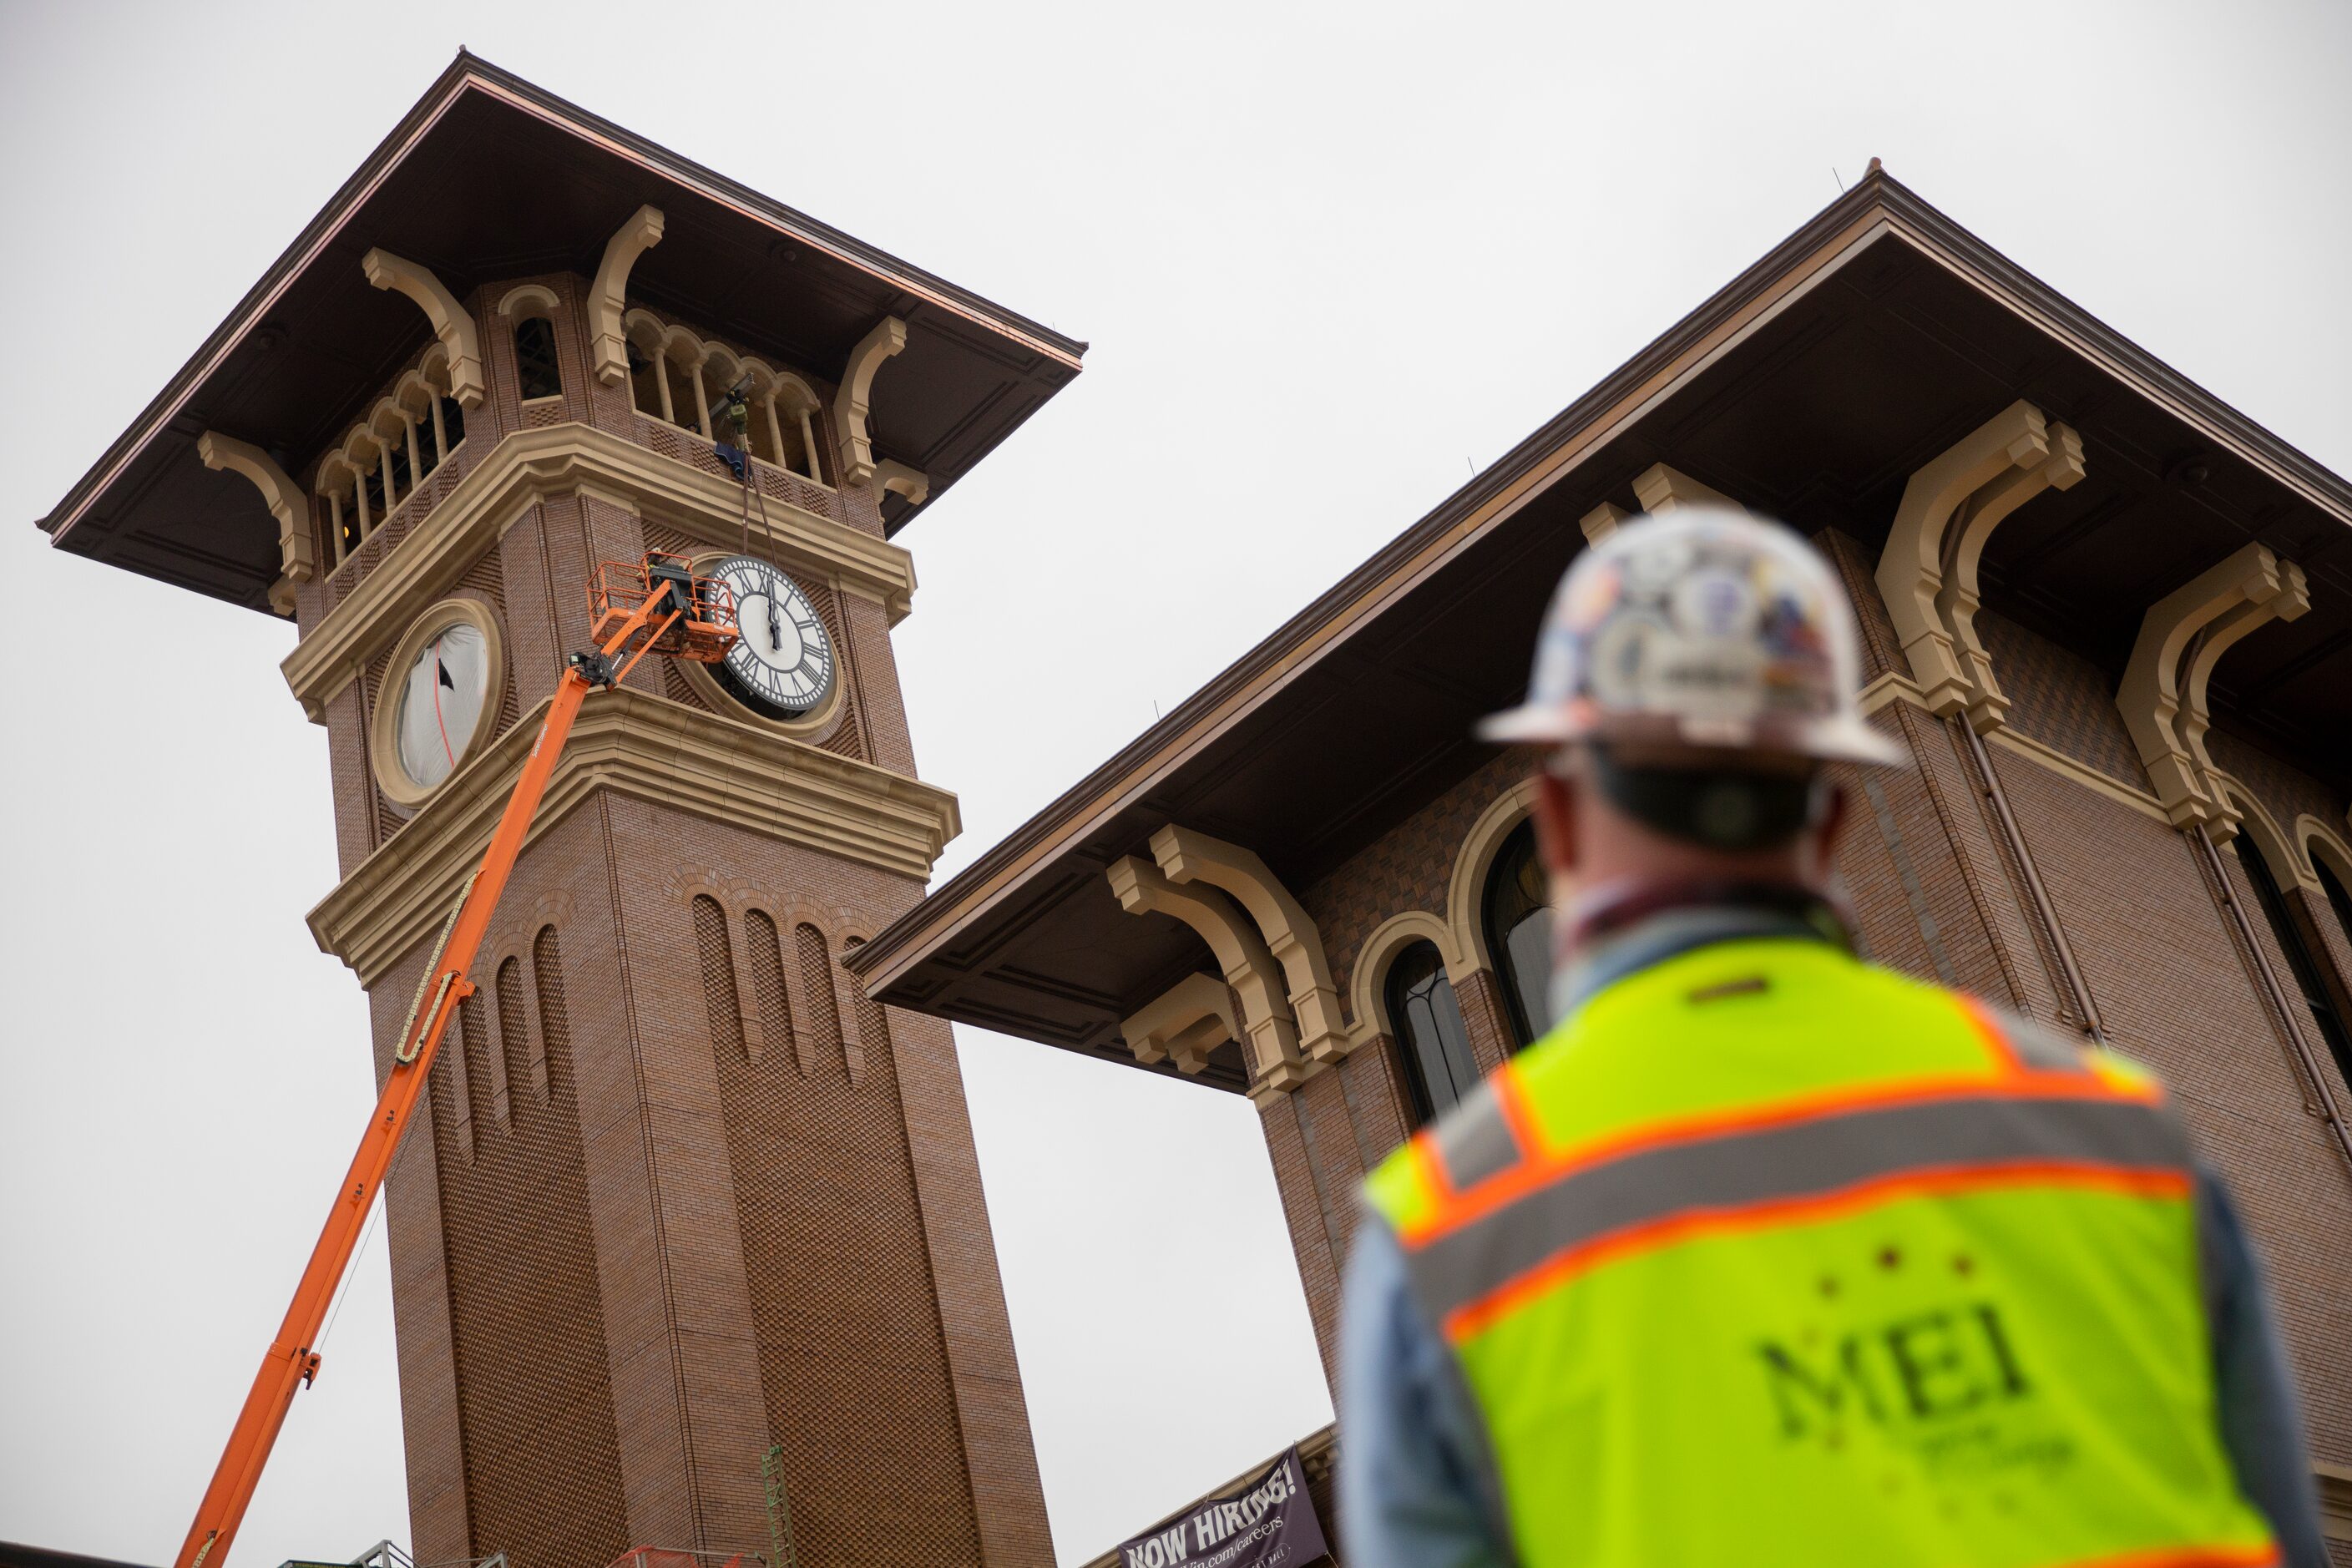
[1404,1092,2189,1328]
[1996,1011,2092,1074]
[1431,1078,1523,1191]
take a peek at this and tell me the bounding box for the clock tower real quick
[38,56,1080,1568]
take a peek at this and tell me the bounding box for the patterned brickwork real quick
[703,892,985,1565]
[419,918,632,1568]
[1976,611,2144,786]
[1259,1091,1344,1390]
[1302,748,1535,1009]
[2209,728,2349,854]
[306,271,1052,1566]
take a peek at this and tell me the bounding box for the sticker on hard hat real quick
[1475,507,1905,765]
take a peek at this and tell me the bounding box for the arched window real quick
[383,433,412,506]
[1385,940,1479,1126]
[514,316,563,401]
[1482,818,1553,1048]
[438,396,466,455]
[496,956,531,1124]
[533,924,569,1097]
[664,354,701,434]
[693,895,745,1059]
[744,908,793,1063]
[2317,857,2352,955]
[2238,842,2352,1088]
[796,922,846,1074]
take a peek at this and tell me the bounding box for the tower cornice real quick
[282,419,917,721]
[308,686,959,985]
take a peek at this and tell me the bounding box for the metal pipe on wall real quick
[1953,716,2106,1039]
[2189,820,2352,1178]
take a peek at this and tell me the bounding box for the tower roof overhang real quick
[35,51,1085,614]
[846,168,2352,1077]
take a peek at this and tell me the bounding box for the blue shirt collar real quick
[1548,896,1842,1022]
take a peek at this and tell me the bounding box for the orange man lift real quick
[175,553,740,1568]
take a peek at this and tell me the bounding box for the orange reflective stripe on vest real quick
[1408,1084,2192,1341]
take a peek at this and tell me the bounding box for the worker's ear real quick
[1532,763,1580,883]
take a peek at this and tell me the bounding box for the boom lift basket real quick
[589,550,738,663]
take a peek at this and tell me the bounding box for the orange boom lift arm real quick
[175,554,738,1568]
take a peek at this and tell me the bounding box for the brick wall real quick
[309,274,1050,1566]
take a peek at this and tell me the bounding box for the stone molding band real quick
[281,419,919,721]
[311,686,960,986]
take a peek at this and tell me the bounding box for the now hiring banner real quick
[1115,1446,1329,1568]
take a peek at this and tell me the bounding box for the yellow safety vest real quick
[1363,935,2275,1568]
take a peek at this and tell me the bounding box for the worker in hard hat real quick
[1338,508,2327,1566]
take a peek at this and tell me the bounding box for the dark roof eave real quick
[849,169,2352,995]
[38,49,1086,550]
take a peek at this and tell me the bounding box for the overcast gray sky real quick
[3,3,2349,1565]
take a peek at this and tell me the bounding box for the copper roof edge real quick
[848,169,2352,994]
[38,48,1085,548]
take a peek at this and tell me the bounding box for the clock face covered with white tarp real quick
[706,555,836,720]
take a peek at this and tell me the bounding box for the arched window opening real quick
[693,895,745,1059]
[459,989,494,1147]
[1482,819,1553,1049]
[2238,842,2352,1090]
[533,924,570,1095]
[496,956,532,1120]
[514,316,563,401]
[795,923,845,1072]
[383,436,412,508]
[362,454,387,518]
[412,412,441,482]
[663,356,701,434]
[744,908,794,1063]
[1385,940,1479,1127]
[2317,857,2352,957]
[743,393,781,467]
[438,397,467,455]
[626,341,664,418]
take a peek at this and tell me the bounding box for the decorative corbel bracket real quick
[1935,421,2086,733]
[874,459,930,508]
[360,249,487,408]
[2181,559,2309,826]
[1631,463,1742,515]
[1120,974,1239,1075]
[836,316,908,487]
[198,431,314,615]
[1150,824,1348,1063]
[1874,400,2056,716]
[1105,856,1311,1097]
[2117,541,2308,833]
[1579,500,1631,544]
[589,205,665,387]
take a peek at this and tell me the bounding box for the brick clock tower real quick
[39,58,1079,1568]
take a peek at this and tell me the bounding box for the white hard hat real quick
[1477,506,1905,767]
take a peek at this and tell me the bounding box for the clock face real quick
[707,555,836,720]
[392,620,492,790]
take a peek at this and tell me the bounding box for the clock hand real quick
[429,644,457,768]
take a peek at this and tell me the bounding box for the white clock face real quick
[709,555,835,719]
[392,620,491,789]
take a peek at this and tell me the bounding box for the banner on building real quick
[1115,1445,1328,1568]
